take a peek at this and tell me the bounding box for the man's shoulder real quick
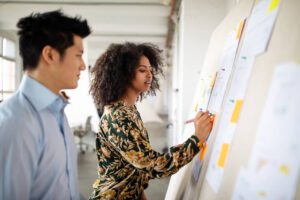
[1,91,26,112]
[0,92,44,148]
[0,92,38,128]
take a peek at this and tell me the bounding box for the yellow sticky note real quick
[268,0,280,13]
[231,100,243,123]
[210,72,217,87]
[217,143,229,168]
[279,165,290,175]
[257,191,267,197]
[236,19,245,39]
[194,103,198,112]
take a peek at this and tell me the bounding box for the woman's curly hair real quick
[90,42,164,110]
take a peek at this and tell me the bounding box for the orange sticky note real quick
[217,143,229,168]
[236,19,245,39]
[231,100,243,123]
[268,0,280,13]
[200,143,207,161]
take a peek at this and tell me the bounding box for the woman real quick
[89,42,212,200]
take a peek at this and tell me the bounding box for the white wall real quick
[175,0,226,141]
[165,0,242,199]
[169,27,181,145]
[226,0,240,13]
[166,0,240,145]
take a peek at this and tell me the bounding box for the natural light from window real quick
[0,37,16,101]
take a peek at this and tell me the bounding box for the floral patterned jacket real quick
[89,101,200,200]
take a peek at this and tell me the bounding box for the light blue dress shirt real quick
[0,75,80,200]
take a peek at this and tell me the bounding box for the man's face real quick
[52,35,86,91]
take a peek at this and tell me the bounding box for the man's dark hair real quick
[17,10,91,70]
[89,42,164,110]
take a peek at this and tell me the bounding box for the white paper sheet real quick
[183,74,214,181]
[205,0,281,192]
[231,168,256,200]
[232,62,300,200]
[208,20,245,113]
[192,156,203,182]
[242,0,280,56]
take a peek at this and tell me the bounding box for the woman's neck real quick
[120,88,139,106]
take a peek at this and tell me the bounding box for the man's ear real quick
[41,46,59,65]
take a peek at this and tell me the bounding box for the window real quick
[3,38,16,59]
[0,37,16,101]
[0,37,2,55]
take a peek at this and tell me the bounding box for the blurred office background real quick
[0,0,239,199]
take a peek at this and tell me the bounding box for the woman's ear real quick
[41,45,59,65]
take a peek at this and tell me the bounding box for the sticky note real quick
[231,99,243,123]
[200,143,207,161]
[236,19,245,39]
[279,165,290,175]
[210,72,217,87]
[257,191,267,197]
[194,103,198,112]
[217,143,229,168]
[268,0,280,13]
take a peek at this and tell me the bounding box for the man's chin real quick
[66,84,78,90]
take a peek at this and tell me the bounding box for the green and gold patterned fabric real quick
[90,101,200,200]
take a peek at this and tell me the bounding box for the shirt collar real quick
[19,75,68,112]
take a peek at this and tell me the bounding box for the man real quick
[0,10,91,199]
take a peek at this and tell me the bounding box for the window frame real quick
[0,36,17,101]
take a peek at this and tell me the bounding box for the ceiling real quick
[0,0,171,66]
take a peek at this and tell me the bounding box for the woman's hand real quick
[194,111,212,143]
[140,191,147,200]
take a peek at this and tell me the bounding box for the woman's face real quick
[130,55,153,94]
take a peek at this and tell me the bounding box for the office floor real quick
[77,119,170,200]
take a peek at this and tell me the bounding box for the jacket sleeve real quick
[106,110,200,179]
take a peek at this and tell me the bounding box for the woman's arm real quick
[140,191,147,200]
[105,109,210,179]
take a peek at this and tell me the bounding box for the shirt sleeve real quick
[107,110,200,179]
